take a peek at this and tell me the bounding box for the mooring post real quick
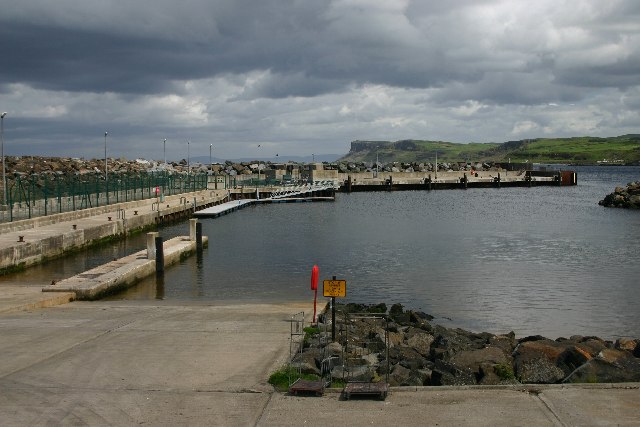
[196,222,203,253]
[155,235,164,273]
[147,232,159,260]
[463,173,468,189]
[347,175,352,193]
[189,218,197,241]
[428,174,432,191]
[497,172,501,188]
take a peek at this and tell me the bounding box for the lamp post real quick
[435,150,438,180]
[104,131,108,182]
[1,112,7,210]
[163,138,167,165]
[209,143,212,172]
[187,140,190,175]
[257,144,261,199]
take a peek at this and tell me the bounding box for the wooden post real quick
[196,222,203,253]
[155,236,164,273]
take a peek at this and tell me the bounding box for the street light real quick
[257,144,261,199]
[163,138,167,165]
[104,131,108,182]
[187,140,190,175]
[1,112,7,210]
[209,143,212,173]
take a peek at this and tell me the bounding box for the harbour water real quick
[3,166,639,339]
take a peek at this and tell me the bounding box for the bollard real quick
[497,172,501,188]
[155,236,164,273]
[72,224,77,230]
[147,232,159,260]
[189,218,198,241]
[196,222,203,253]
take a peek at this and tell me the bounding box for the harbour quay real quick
[0,189,228,274]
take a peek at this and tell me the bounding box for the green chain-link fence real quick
[0,171,210,222]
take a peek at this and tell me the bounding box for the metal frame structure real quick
[342,313,390,400]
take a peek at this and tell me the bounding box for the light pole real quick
[163,138,167,165]
[104,131,108,182]
[209,144,212,172]
[1,112,7,210]
[435,150,438,180]
[257,144,261,198]
[187,140,190,175]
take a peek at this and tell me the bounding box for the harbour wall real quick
[0,190,228,273]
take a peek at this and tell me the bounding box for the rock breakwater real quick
[599,181,640,208]
[295,303,640,386]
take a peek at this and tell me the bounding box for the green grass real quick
[494,363,515,381]
[268,366,320,392]
[340,135,640,165]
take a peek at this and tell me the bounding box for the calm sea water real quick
[3,166,639,339]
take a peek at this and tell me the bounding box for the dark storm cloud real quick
[0,0,638,159]
[0,0,489,97]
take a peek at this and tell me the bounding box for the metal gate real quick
[342,313,390,400]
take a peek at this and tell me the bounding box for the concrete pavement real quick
[0,298,638,426]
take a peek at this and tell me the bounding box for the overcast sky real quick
[1,0,638,161]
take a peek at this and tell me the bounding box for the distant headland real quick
[338,135,640,166]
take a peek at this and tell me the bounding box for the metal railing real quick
[0,171,210,222]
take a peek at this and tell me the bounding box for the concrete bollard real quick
[189,218,198,241]
[147,232,159,260]
[155,236,164,273]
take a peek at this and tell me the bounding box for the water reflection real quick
[155,272,165,300]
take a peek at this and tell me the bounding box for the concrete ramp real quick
[42,236,206,300]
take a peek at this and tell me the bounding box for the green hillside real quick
[340,135,640,165]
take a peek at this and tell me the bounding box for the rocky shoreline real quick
[599,181,640,208]
[3,155,501,180]
[294,303,640,386]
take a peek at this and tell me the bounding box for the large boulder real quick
[564,349,640,383]
[291,349,321,376]
[431,360,477,386]
[513,339,569,383]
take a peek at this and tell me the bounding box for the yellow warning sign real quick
[323,279,347,297]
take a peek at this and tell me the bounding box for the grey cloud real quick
[0,0,639,159]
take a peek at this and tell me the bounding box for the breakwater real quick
[339,170,576,192]
[299,303,640,387]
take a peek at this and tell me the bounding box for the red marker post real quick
[310,265,319,323]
